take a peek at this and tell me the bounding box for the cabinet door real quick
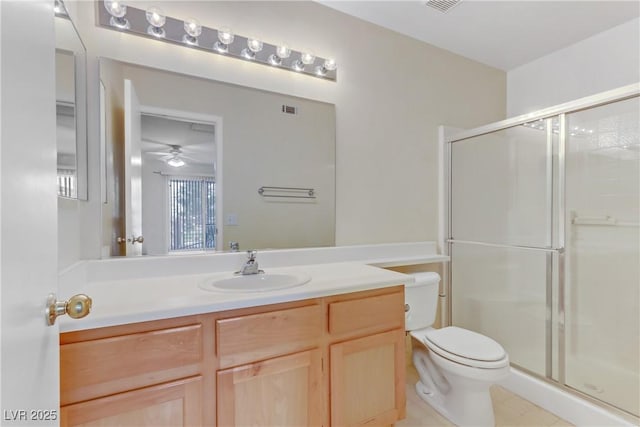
[61,376,202,427]
[330,329,406,426]
[217,349,323,427]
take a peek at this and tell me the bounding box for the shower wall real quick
[449,89,639,417]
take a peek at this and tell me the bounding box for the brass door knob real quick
[45,293,92,326]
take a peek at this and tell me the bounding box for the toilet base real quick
[415,379,496,427]
[412,345,506,427]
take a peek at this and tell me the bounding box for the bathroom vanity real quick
[58,262,413,426]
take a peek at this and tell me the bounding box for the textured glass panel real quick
[451,121,554,247]
[451,242,548,376]
[565,96,639,416]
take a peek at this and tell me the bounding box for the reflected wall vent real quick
[425,0,461,13]
[282,105,298,115]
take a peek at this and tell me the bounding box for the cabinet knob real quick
[45,293,92,326]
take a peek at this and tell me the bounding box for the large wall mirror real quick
[100,59,335,257]
[55,5,88,200]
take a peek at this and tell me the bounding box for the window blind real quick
[168,176,215,251]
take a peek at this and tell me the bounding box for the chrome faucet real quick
[236,250,263,275]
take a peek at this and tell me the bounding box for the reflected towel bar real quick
[572,216,639,227]
[258,186,315,199]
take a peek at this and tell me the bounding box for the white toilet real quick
[406,272,510,427]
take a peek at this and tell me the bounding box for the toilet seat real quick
[412,326,509,369]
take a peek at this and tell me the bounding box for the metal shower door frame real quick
[443,83,639,399]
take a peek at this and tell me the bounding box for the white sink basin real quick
[199,273,311,293]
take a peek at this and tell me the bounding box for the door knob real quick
[45,293,92,326]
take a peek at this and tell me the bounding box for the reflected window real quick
[168,176,215,252]
[57,168,76,198]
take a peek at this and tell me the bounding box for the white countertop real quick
[58,262,414,333]
[58,242,449,333]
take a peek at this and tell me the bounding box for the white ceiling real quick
[319,1,640,70]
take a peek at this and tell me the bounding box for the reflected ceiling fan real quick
[144,143,204,168]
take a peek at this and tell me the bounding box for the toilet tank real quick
[404,272,441,331]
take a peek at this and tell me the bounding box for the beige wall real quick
[65,0,506,262]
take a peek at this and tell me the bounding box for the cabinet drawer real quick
[217,304,322,368]
[329,291,404,337]
[61,324,202,405]
[61,376,203,427]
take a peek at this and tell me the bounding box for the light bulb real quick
[301,51,315,65]
[184,18,201,37]
[104,0,129,29]
[315,58,337,76]
[268,44,291,66]
[241,37,263,60]
[146,7,165,27]
[183,18,201,45]
[54,0,67,15]
[214,27,234,53]
[276,44,291,59]
[104,0,126,18]
[218,27,234,45]
[146,7,165,37]
[323,58,337,71]
[292,51,315,72]
[247,38,263,53]
[167,157,185,168]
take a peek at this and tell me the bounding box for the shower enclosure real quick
[446,84,639,418]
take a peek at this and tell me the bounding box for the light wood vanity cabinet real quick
[60,286,405,427]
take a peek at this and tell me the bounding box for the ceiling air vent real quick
[425,0,461,13]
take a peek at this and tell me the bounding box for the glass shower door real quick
[448,87,640,418]
[450,119,558,377]
[564,96,640,416]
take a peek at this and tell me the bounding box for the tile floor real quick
[396,366,575,427]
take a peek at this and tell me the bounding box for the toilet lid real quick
[424,326,506,362]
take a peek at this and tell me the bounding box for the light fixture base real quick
[147,25,166,38]
[109,16,130,30]
[95,1,337,81]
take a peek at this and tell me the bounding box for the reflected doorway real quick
[140,112,221,255]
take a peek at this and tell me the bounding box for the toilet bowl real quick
[405,273,510,427]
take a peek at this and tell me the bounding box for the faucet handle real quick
[246,250,257,261]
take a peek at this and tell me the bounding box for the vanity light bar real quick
[96,2,337,81]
